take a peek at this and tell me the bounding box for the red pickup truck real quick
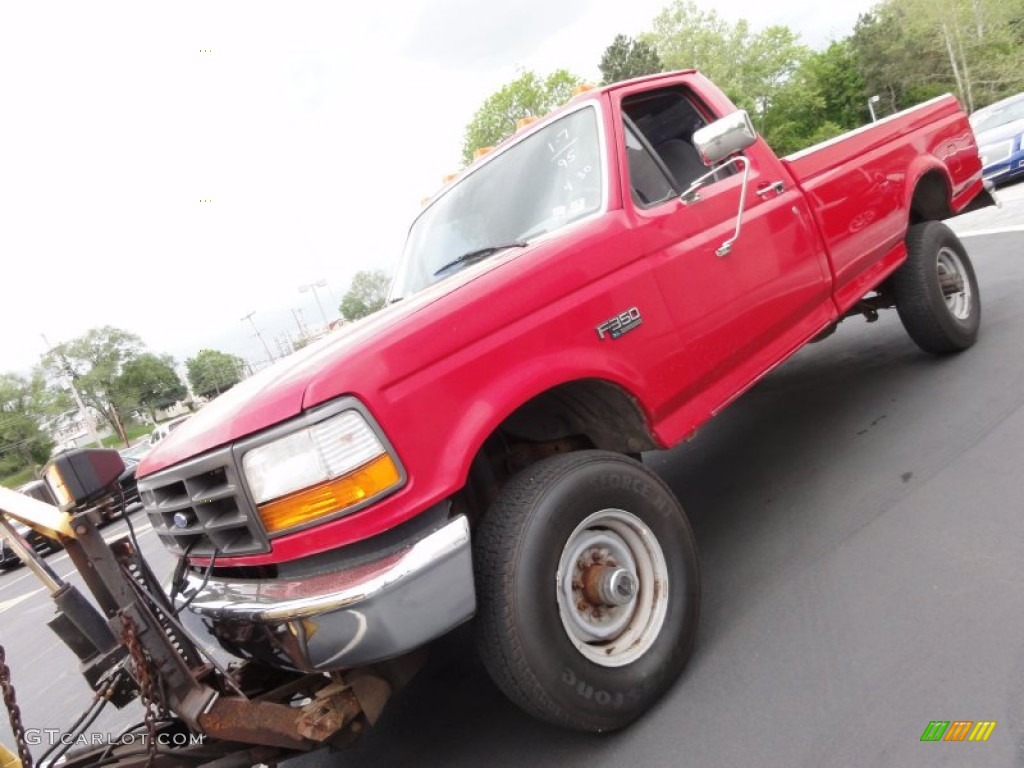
[138,71,993,733]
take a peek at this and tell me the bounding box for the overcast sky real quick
[1,0,876,374]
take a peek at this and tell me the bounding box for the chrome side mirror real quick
[679,154,752,258]
[692,110,757,167]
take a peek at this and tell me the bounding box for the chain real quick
[0,644,33,768]
[121,616,158,768]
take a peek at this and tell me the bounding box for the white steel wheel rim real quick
[937,246,972,320]
[555,508,670,668]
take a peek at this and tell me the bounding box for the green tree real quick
[119,353,187,421]
[461,69,583,164]
[644,0,746,96]
[851,0,1024,115]
[850,7,953,116]
[339,270,391,321]
[185,350,244,399]
[800,40,870,130]
[643,3,819,151]
[599,34,664,85]
[735,26,815,152]
[0,372,54,478]
[44,327,144,446]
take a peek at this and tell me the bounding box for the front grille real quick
[138,446,269,557]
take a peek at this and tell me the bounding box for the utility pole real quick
[241,312,275,364]
[299,279,331,329]
[41,334,103,449]
[291,308,309,341]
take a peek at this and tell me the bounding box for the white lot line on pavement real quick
[946,182,1019,233]
[958,225,1024,237]
[0,570,35,592]
[0,520,155,595]
[951,182,1024,236]
[0,589,42,614]
[126,522,153,537]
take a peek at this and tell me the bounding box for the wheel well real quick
[457,379,657,520]
[909,171,953,224]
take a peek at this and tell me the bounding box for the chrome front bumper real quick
[177,516,475,671]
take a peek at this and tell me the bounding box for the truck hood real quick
[138,262,510,477]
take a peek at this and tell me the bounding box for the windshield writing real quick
[391,106,603,299]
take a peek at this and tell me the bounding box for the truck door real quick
[615,85,835,424]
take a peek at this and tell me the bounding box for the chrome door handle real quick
[756,180,785,197]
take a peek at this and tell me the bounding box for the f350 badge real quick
[596,307,642,340]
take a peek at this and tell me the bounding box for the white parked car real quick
[149,416,191,446]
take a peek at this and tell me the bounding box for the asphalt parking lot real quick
[1,184,1022,767]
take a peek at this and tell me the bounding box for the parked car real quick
[148,416,191,447]
[120,441,152,461]
[970,92,1024,185]
[0,482,64,568]
[116,453,142,511]
[118,440,150,510]
[0,523,32,569]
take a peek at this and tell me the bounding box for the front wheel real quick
[474,451,700,732]
[889,221,981,354]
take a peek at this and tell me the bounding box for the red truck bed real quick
[783,94,986,312]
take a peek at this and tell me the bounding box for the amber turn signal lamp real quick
[257,454,401,534]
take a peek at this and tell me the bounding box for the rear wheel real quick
[474,451,700,732]
[889,221,980,354]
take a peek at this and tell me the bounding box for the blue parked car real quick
[971,92,1024,186]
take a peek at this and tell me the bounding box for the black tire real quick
[889,221,980,354]
[474,450,700,732]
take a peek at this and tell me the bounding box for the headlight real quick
[242,409,402,534]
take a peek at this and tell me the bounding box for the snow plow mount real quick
[0,486,407,767]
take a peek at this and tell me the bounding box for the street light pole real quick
[299,280,331,329]
[241,312,275,363]
[868,94,881,123]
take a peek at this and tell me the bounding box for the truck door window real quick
[624,123,676,207]
[623,89,729,192]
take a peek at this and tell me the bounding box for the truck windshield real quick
[390,105,604,300]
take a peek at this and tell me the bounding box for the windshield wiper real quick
[432,241,528,278]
